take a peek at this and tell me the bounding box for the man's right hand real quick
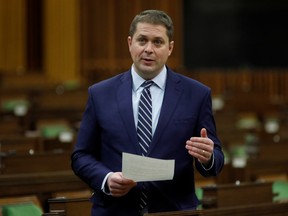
[107,172,137,197]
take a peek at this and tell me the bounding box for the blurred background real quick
[1,0,288,214]
[1,0,287,80]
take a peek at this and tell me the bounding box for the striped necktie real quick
[137,80,153,156]
[137,80,153,213]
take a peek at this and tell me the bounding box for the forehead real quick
[134,22,168,40]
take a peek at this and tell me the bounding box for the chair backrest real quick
[1,203,43,216]
[0,195,43,216]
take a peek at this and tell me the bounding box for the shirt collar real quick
[131,65,167,92]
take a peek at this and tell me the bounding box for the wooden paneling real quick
[80,0,183,81]
[43,0,80,82]
[0,0,26,72]
[185,69,288,100]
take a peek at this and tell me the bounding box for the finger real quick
[110,182,135,197]
[121,176,136,184]
[110,188,127,197]
[200,128,207,138]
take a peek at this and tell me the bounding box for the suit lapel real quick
[116,69,183,155]
[117,71,140,153]
[148,70,182,155]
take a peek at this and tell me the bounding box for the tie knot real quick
[142,80,154,89]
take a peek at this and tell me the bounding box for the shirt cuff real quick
[201,153,214,171]
[101,172,113,195]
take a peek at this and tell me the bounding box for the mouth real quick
[141,57,154,63]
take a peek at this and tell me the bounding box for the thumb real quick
[200,128,208,138]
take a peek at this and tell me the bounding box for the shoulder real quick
[167,67,211,92]
[89,70,131,92]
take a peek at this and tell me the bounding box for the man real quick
[71,9,224,216]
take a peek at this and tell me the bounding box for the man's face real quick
[128,22,174,79]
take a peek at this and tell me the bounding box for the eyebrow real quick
[137,34,164,40]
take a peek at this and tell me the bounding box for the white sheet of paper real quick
[122,152,175,182]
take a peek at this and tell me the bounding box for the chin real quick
[141,64,158,72]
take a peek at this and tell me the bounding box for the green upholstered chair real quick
[273,180,288,202]
[2,203,43,216]
[1,99,29,112]
[195,187,203,209]
[230,145,247,168]
[195,187,203,201]
[41,124,70,139]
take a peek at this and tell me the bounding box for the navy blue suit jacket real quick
[71,67,224,215]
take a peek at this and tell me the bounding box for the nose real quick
[144,42,153,54]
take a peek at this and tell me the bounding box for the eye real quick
[153,39,163,46]
[137,37,147,45]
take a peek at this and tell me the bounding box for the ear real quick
[127,36,132,50]
[168,41,174,56]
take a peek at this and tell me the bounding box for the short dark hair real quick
[129,10,174,42]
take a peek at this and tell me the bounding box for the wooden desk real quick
[203,201,288,216]
[0,151,71,174]
[256,141,288,160]
[201,181,274,208]
[245,158,288,181]
[44,197,288,216]
[198,158,288,185]
[47,198,92,216]
[34,90,87,123]
[0,171,89,197]
[0,135,42,154]
[47,198,202,216]
[142,202,288,216]
[145,210,202,216]
[0,170,90,212]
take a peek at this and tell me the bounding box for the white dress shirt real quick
[131,65,166,136]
